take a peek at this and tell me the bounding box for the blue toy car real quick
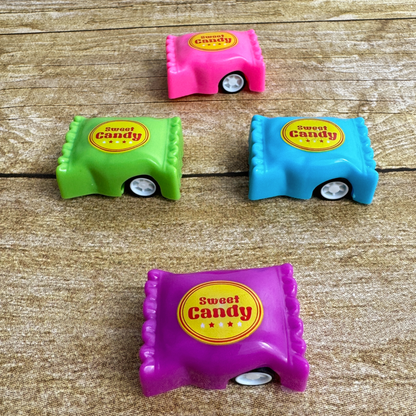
[248,116,378,204]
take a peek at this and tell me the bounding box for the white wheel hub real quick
[235,371,273,386]
[129,177,157,197]
[320,181,349,200]
[222,74,245,93]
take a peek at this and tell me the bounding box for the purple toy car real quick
[140,265,309,396]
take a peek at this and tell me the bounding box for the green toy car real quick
[57,116,184,200]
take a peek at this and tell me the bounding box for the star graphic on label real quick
[237,322,242,327]
[109,141,113,143]
[320,140,323,143]
[219,322,223,327]
[227,322,233,327]
[123,141,126,143]
[306,139,310,142]
[209,322,215,328]
[200,323,205,329]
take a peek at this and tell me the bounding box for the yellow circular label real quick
[88,120,150,153]
[188,32,238,52]
[281,119,345,152]
[177,281,263,345]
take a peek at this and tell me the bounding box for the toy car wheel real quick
[220,72,246,94]
[318,179,350,200]
[235,368,274,386]
[126,176,159,198]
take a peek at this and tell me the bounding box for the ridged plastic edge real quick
[166,117,183,169]
[166,35,177,74]
[249,115,265,174]
[354,117,377,171]
[57,115,86,172]
[279,264,308,361]
[247,29,264,63]
[139,269,162,372]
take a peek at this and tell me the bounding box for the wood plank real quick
[0,104,414,175]
[0,172,415,413]
[1,0,415,34]
[1,20,415,173]
[2,20,415,70]
[1,1,415,414]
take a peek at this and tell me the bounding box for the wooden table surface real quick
[1,1,415,415]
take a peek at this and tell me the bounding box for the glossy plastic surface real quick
[56,116,183,200]
[140,264,309,396]
[166,29,265,99]
[248,116,378,204]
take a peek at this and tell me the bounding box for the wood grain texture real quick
[1,20,416,173]
[1,1,416,415]
[1,0,416,34]
[0,174,415,415]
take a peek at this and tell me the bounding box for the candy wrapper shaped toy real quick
[57,116,183,200]
[166,29,265,99]
[249,117,378,204]
[140,265,309,396]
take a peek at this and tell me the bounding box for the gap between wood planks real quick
[1,16,416,37]
[0,168,415,180]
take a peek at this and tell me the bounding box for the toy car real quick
[248,116,378,204]
[140,264,309,396]
[166,29,265,99]
[56,116,183,200]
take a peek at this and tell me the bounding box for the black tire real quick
[125,176,159,198]
[234,367,275,386]
[220,72,246,94]
[315,178,351,201]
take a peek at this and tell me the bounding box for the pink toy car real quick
[140,264,309,396]
[166,30,265,99]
